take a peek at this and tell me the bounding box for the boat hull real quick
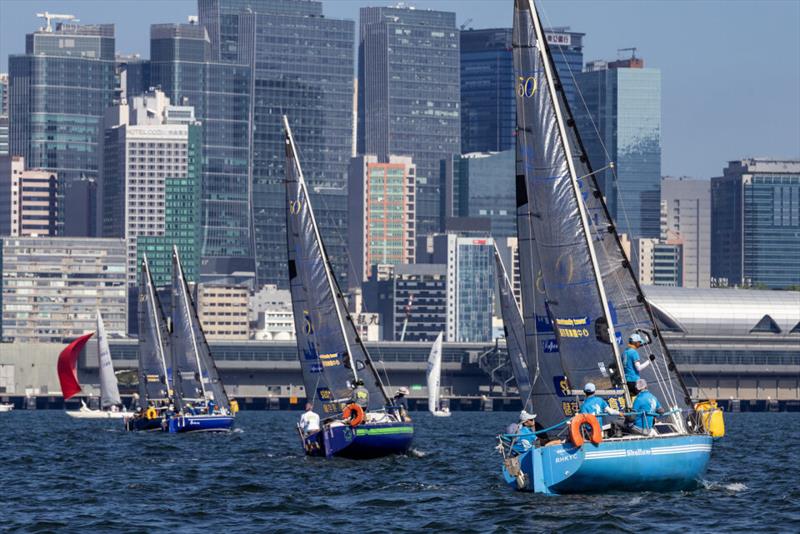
[302,421,414,459]
[167,414,234,433]
[125,416,165,432]
[66,409,130,420]
[431,411,451,417]
[0,403,14,413]
[503,434,713,495]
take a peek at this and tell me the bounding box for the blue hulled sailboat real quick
[496,0,722,495]
[283,116,413,459]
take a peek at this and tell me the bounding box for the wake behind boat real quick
[496,0,723,495]
[284,116,413,458]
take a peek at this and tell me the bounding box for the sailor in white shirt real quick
[300,403,321,435]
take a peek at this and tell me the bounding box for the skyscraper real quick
[0,155,57,237]
[454,150,516,238]
[8,20,116,233]
[0,74,8,157]
[198,0,355,287]
[575,57,662,238]
[711,159,800,289]
[661,177,711,288]
[149,22,254,278]
[460,27,584,154]
[358,6,461,237]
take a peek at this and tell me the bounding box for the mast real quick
[173,245,208,400]
[283,116,359,386]
[143,255,170,388]
[526,0,631,407]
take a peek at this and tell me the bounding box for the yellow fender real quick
[230,399,239,414]
[695,400,725,438]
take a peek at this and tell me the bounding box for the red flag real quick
[57,333,94,400]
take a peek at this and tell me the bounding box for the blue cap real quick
[629,333,644,344]
[583,382,596,393]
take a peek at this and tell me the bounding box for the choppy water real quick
[1,411,798,533]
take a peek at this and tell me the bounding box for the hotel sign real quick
[546,33,572,46]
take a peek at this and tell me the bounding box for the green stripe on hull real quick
[355,426,414,436]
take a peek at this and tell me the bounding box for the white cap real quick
[629,333,644,344]
[396,387,409,395]
[583,382,596,393]
[636,378,648,391]
[519,410,537,423]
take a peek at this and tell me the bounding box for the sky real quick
[1,0,798,180]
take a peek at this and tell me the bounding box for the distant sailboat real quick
[284,116,414,458]
[497,0,722,495]
[65,311,128,419]
[427,332,451,417]
[166,245,235,433]
[126,255,174,432]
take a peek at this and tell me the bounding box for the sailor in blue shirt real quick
[512,411,537,454]
[622,333,654,395]
[630,379,665,435]
[579,382,620,429]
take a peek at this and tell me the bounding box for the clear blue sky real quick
[1,0,798,180]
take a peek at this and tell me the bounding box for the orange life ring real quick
[342,403,365,427]
[569,413,602,447]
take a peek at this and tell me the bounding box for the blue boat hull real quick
[302,421,414,459]
[503,434,713,495]
[167,414,234,433]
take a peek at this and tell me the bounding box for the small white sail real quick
[426,332,444,413]
[97,310,121,409]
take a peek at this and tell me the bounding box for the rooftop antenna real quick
[618,47,638,59]
[36,12,78,32]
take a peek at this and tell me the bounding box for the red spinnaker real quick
[57,333,94,400]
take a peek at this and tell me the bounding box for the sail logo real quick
[542,339,559,353]
[319,352,341,367]
[289,199,303,214]
[309,362,323,373]
[517,75,538,98]
[553,375,571,398]
[556,316,590,338]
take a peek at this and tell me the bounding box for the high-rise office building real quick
[102,90,201,285]
[711,159,800,289]
[0,116,8,157]
[0,156,58,237]
[636,238,682,287]
[8,21,116,234]
[454,150,516,238]
[116,54,151,101]
[196,283,250,340]
[460,28,584,154]
[0,73,8,115]
[149,22,253,278]
[358,6,461,237]
[348,155,416,285]
[575,57,661,238]
[0,75,8,157]
[661,177,711,288]
[0,236,127,342]
[198,0,355,287]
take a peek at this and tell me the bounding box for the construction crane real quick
[460,18,474,31]
[617,47,638,59]
[36,12,78,32]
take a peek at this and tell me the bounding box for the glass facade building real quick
[460,28,583,154]
[149,22,254,277]
[8,23,116,234]
[711,159,800,289]
[358,6,461,237]
[575,59,662,238]
[198,0,354,287]
[455,150,516,238]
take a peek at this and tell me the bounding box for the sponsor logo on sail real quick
[555,316,591,338]
[542,338,559,353]
[319,352,341,367]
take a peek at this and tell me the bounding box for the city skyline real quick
[0,0,798,182]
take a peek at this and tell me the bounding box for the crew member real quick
[299,403,321,435]
[629,379,665,435]
[352,379,369,409]
[579,382,620,429]
[393,387,411,421]
[512,411,538,454]
[622,333,654,395]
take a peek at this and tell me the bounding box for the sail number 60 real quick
[518,76,537,98]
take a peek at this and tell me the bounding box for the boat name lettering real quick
[555,453,578,463]
[626,449,652,457]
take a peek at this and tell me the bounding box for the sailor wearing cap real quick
[513,411,538,454]
[578,382,620,429]
[622,333,655,395]
[630,379,665,435]
[393,386,411,421]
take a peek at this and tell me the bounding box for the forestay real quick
[283,116,389,417]
[426,332,444,413]
[171,247,230,412]
[513,0,690,415]
[96,310,121,409]
[137,256,172,404]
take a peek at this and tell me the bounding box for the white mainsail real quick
[426,332,444,413]
[96,310,121,409]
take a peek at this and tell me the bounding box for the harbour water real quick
[1,411,797,532]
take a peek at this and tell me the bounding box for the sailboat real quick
[65,311,128,419]
[126,255,174,432]
[493,244,533,413]
[284,116,414,458]
[426,332,451,417]
[497,0,722,495]
[166,245,236,433]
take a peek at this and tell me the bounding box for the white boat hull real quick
[431,410,451,417]
[0,403,13,412]
[66,409,130,420]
